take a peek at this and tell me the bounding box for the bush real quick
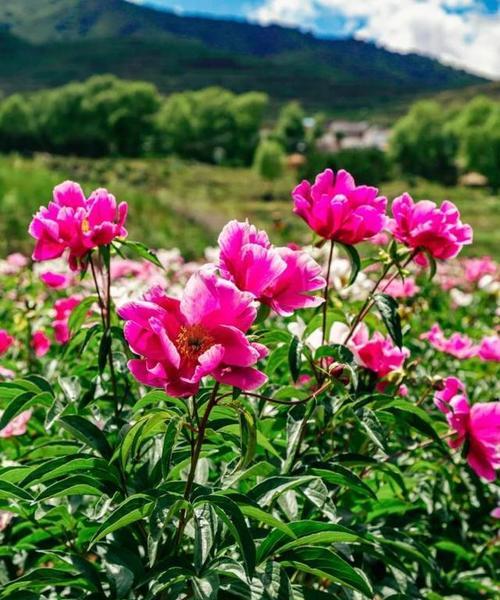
[390,100,458,185]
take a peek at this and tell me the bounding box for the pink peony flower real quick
[491,507,500,519]
[53,295,82,344]
[349,323,409,386]
[39,270,73,289]
[0,410,32,438]
[31,330,51,357]
[463,256,497,283]
[0,511,13,532]
[29,181,128,270]
[388,193,472,264]
[118,267,268,397]
[478,335,500,362]
[218,220,325,317]
[0,330,15,356]
[421,324,478,359]
[292,169,387,244]
[369,231,390,246]
[381,277,420,298]
[435,377,500,481]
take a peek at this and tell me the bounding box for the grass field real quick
[0,154,498,259]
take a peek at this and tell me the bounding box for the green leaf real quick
[288,335,301,383]
[310,464,377,499]
[257,520,363,564]
[379,399,442,442]
[59,415,112,459]
[161,418,180,479]
[279,546,373,597]
[120,240,164,268]
[36,475,106,501]
[250,476,315,506]
[194,504,218,571]
[239,504,295,539]
[314,343,354,364]
[0,568,90,596]
[338,243,361,286]
[196,494,256,578]
[373,293,403,348]
[68,296,98,335]
[0,480,33,501]
[89,494,154,547]
[235,408,257,472]
[0,390,52,430]
[422,248,437,280]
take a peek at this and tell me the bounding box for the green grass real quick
[0,154,498,260]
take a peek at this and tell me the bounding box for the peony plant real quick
[0,170,498,599]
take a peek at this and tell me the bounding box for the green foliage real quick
[253,139,285,182]
[390,100,459,185]
[274,101,307,154]
[300,147,392,186]
[155,87,268,165]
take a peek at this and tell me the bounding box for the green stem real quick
[321,240,335,346]
[174,382,220,549]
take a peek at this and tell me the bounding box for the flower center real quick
[81,218,90,233]
[176,325,214,362]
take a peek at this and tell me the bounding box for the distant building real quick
[317,120,390,153]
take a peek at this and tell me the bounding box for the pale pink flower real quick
[388,193,472,264]
[421,324,478,359]
[118,267,268,397]
[31,330,51,357]
[0,366,15,379]
[463,256,497,283]
[1,253,28,274]
[478,335,500,362]
[39,270,73,289]
[29,181,128,271]
[349,323,409,387]
[218,220,325,316]
[0,330,15,356]
[0,410,32,438]
[381,277,420,298]
[292,169,387,244]
[435,377,500,481]
[0,511,13,532]
[491,507,500,519]
[369,231,390,246]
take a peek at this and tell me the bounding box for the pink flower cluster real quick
[349,323,409,388]
[31,330,51,357]
[0,410,32,438]
[40,270,74,290]
[53,296,82,345]
[381,277,420,299]
[218,220,325,316]
[421,324,500,362]
[435,378,500,481]
[29,181,128,270]
[388,193,472,263]
[0,330,14,356]
[119,268,268,397]
[292,169,387,244]
[463,256,497,283]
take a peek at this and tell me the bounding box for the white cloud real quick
[249,0,500,78]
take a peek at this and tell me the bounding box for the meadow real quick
[1,154,498,260]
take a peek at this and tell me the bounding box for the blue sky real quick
[128,1,500,78]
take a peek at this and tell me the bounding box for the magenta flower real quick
[118,267,268,398]
[381,277,420,298]
[292,169,387,244]
[349,323,409,386]
[0,330,15,356]
[29,181,128,270]
[388,193,472,264]
[435,377,500,481]
[31,330,51,357]
[39,270,73,289]
[53,295,82,345]
[421,324,478,360]
[218,220,325,316]
[478,335,500,363]
[0,410,32,438]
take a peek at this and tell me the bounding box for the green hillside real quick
[0,0,486,115]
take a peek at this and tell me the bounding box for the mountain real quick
[0,0,486,115]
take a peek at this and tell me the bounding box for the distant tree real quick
[274,101,306,153]
[451,96,498,180]
[156,87,268,165]
[390,100,458,185]
[254,139,284,180]
[0,94,37,152]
